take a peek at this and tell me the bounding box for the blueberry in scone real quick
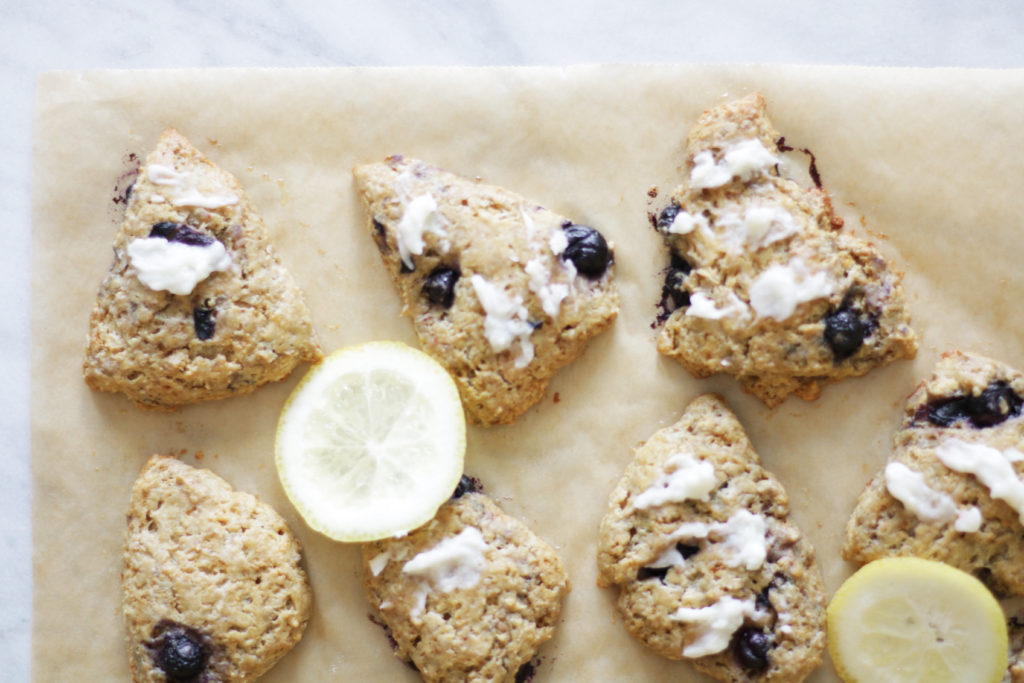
[597,394,827,682]
[84,128,321,409]
[353,156,618,426]
[362,486,569,682]
[122,455,312,682]
[653,93,917,406]
[843,351,1024,596]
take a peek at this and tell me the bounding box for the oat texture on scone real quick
[122,455,312,683]
[83,128,321,409]
[843,351,1024,596]
[597,394,827,682]
[654,93,917,407]
[361,485,569,682]
[353,156,618,426]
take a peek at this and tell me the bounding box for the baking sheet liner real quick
[31,65,1024,681]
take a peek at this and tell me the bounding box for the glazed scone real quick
[84,128,321,409]
[362,481,569,682]
[597,394,827,682]
[654,93,916,407]
[353,156,618,425]
[843,351,1024,596]
[122,455,312,682]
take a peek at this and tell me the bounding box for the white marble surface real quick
[3,1,1023,679]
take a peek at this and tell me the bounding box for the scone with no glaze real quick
[654,93,916,406]
[353,156,618,425]
[362,481,569,682]
[597,394,826,682]
[843,351,1024,596]
[84,128,321,409]
[122,455,312,682]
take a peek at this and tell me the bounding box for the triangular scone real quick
[654,93,917,406]
[362,481,569,682]
[597,395,826,682]
[122,455,312,682]
[844,351,1024,595]
[84,129,321,409]
[353,156,618,426]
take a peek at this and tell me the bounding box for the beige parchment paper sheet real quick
[32,65,1024,681]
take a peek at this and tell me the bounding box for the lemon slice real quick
[275,341,465,542]
[828,557,1008,683]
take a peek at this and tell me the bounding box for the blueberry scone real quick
[843,351,1024,596]
[122,455,312,682]
[1007,616,1024,683]
[654,93,916,406]
[597,394,826,682]
[84,128,321,409]
[362,478,570,682]
[353,156,618,425]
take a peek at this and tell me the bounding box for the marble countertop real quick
[5,1,1023,679]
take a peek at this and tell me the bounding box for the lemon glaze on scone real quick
[122,455,312,682]
[83,128,321,409]
[654,93,917,407]
[362,480,569,682]
[353,156,618,426]
[597,395,826,682]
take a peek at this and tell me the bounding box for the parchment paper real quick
[31,65,1024,682]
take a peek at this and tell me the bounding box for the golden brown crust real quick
[656,93,917,406]
[597,395,827,682]
[83,128,321,409]
[362,492,569,682]
[122,455,311,682]
[844,351,1024,595]
[353,156,618,425]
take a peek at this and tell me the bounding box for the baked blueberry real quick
[371,219,390,254]
[193,307,216,341]
[149,221,215,247]
[422,267,460,308]
[733,626,771,673]
[823,309,865,360]
[918,381,1024,428]
[635,544,698,582]
[921,395,972,427]
[677,543,699,559]
[151,623,209,680]
[561,225,610,278]
[450,474,483,500]
[971,381,1023,427]
[514,660,537,683]
[661,252,692,313]
[656,203,681,232]
[636,565,670,582]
